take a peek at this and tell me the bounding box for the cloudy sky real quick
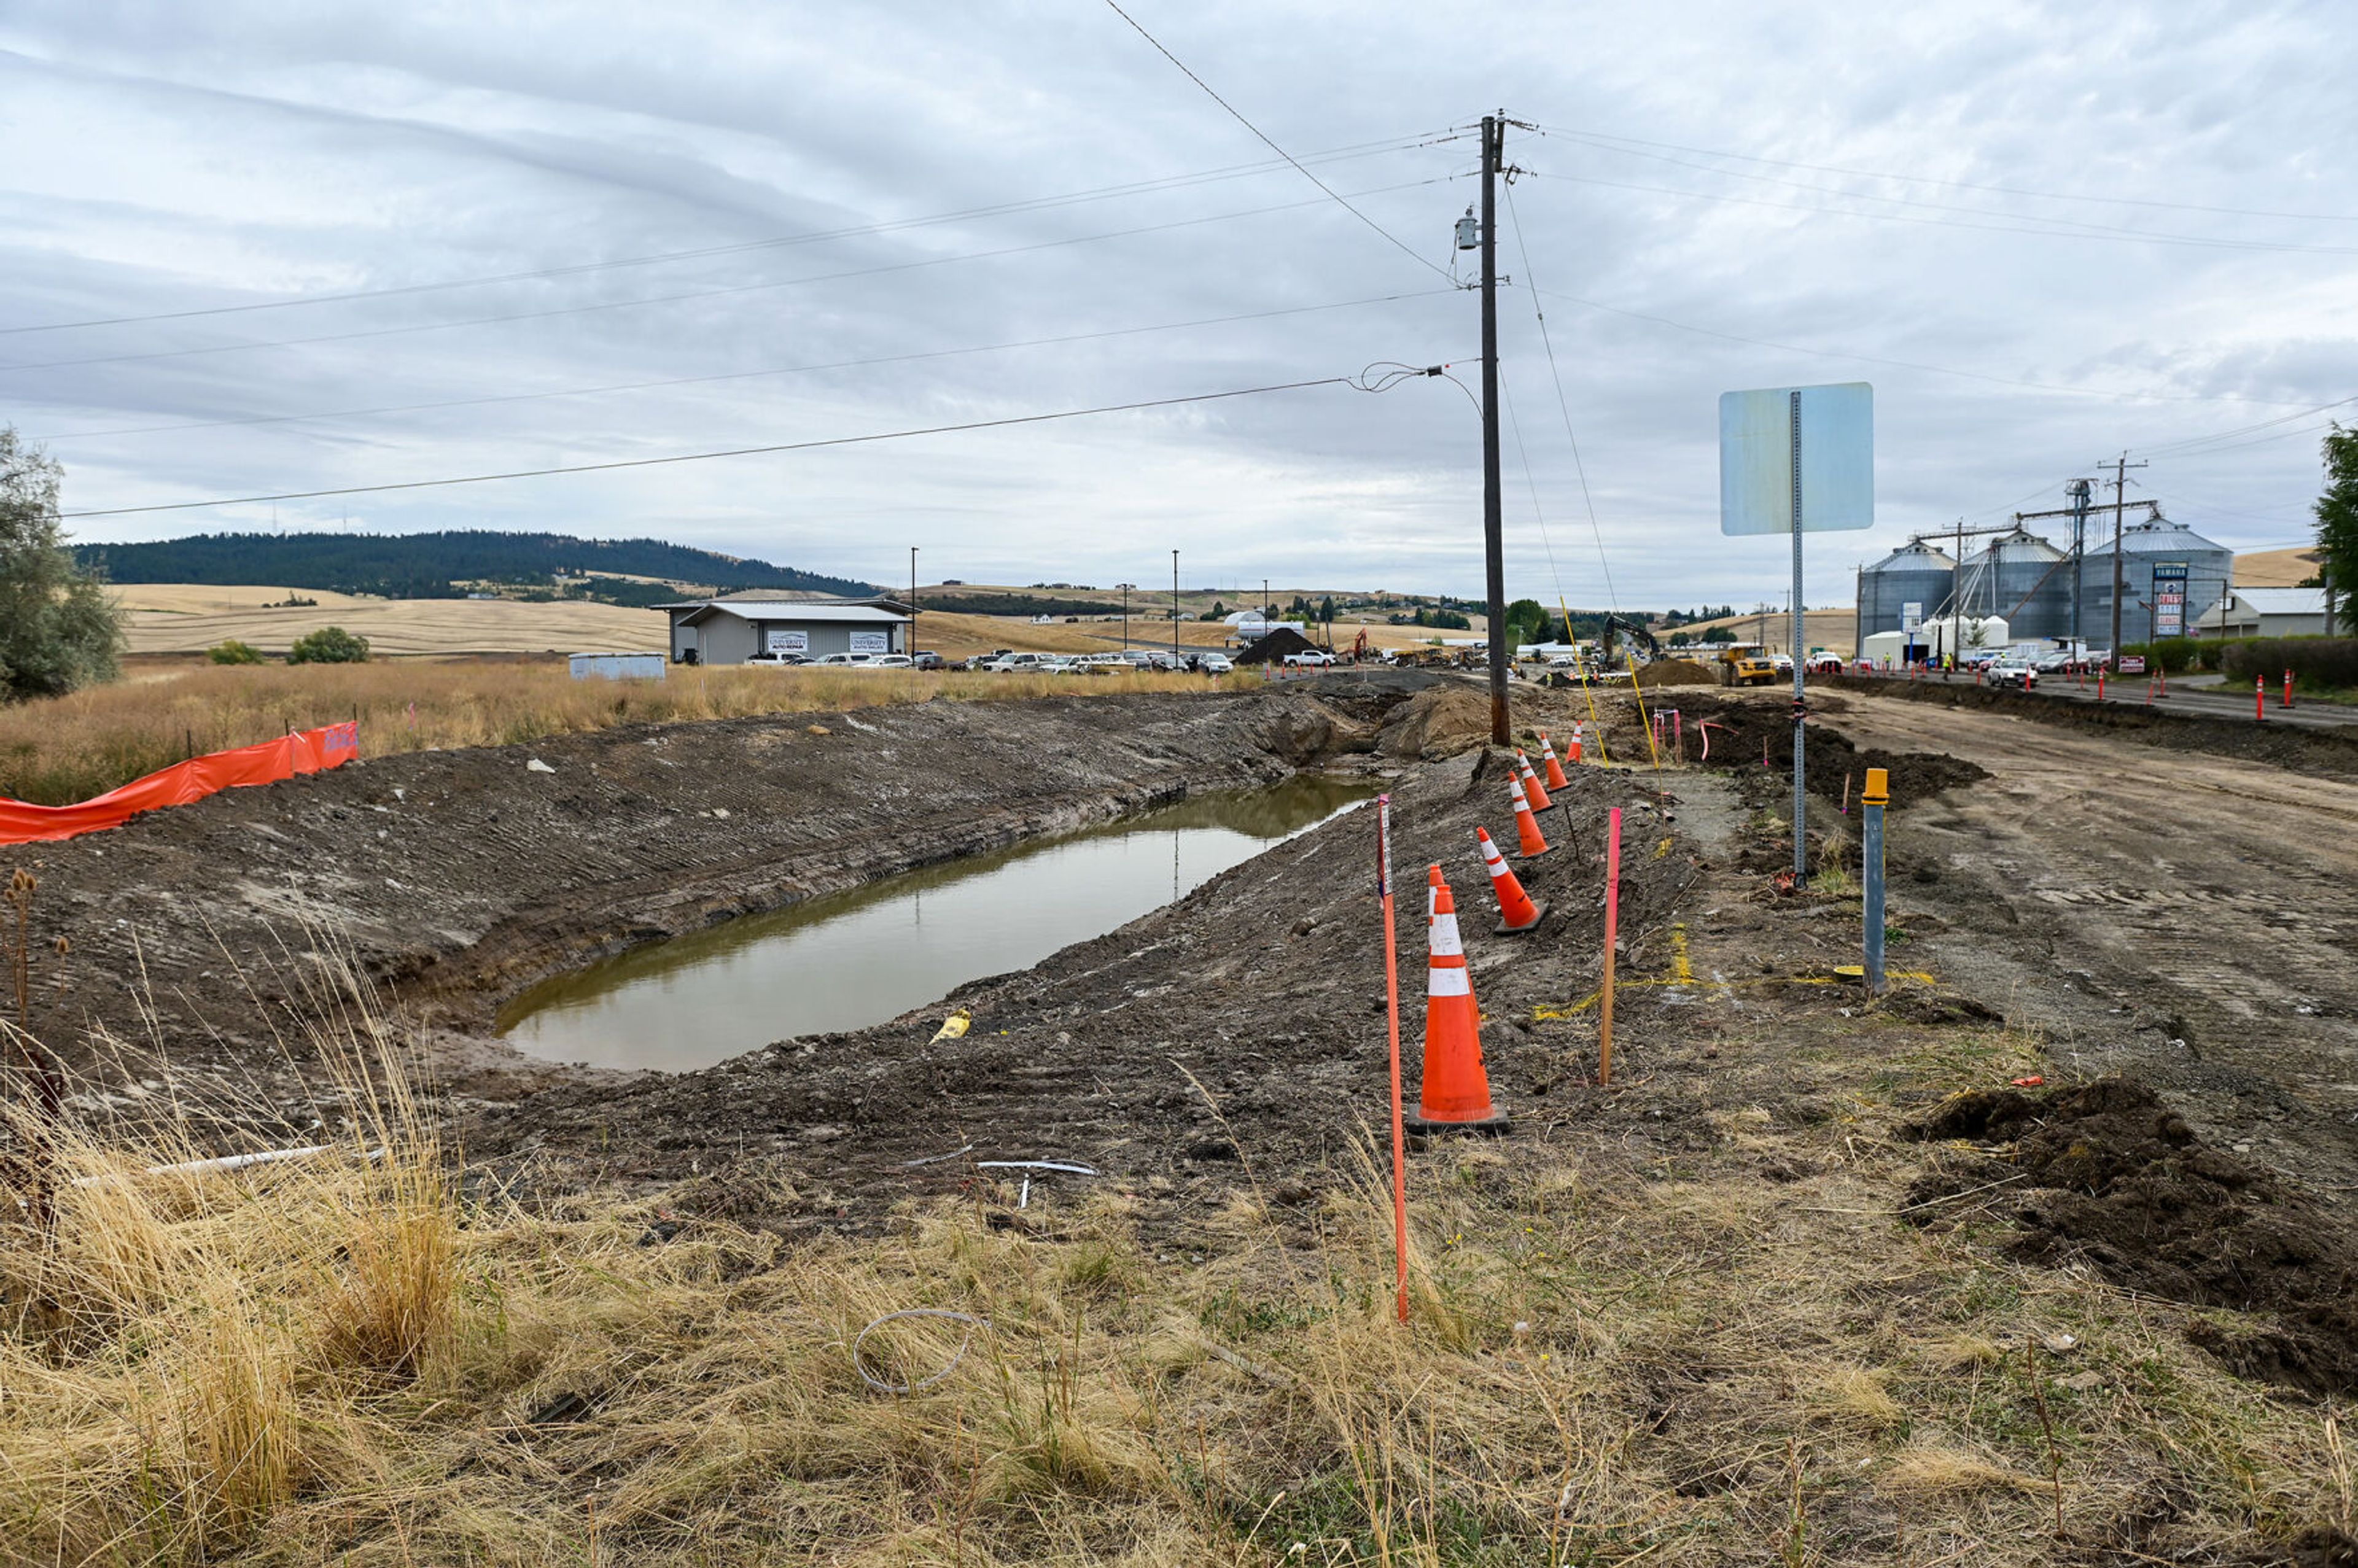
[1,1,2349,607]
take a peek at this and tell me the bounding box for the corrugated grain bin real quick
[1858,541,1957,651]
[569,653,667,681]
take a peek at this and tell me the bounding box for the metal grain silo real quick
[1962,528,2070,642]
[2089,516,2233,646]
[1856,540,1956,653]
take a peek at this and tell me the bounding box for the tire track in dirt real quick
[1829,690,2358,1193]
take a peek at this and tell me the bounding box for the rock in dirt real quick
[1902,1077,2358,1395]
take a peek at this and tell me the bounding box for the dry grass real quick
[1,1024,2345,1564]
[0,662,1236,805]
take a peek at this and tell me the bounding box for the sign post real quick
[1719,382,1875,883]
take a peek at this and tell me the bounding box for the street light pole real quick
[1172,549,1180,666]
[909,546,918,660]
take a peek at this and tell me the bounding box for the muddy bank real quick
[1824,672,2358,782]
[1906,1079,2358,1396]
[465,743,1705,1233]
[0,683,1401,1093]
[1667,691,1991,806]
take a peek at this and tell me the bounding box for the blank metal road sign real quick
[1718,382,1874,536]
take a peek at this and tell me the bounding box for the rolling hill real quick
[74,530,879,602]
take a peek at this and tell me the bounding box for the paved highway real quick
[1839,667,2358,731]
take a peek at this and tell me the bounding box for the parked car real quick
[1770,653,1794,674]
[1197,652,1234,675]
[1282,650,1337,668]
[911,650,946,671]
[745,650,810,666]
[984,651,1055,673]
[1988,659,2038,689]
[2031,650,2077,675]
[1809,655,1843,676]
[862,654,915,670]
[815,652,872,667]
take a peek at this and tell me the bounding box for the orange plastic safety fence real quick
[0,722,359,845]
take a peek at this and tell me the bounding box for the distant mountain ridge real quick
[72,530,881,602]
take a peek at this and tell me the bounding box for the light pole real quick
[909,546,918,660]
[1122,583,1129,650]
[1172,550,1180,667]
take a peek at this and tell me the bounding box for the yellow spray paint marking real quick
[1533,966,1938,1019]
[1655,837,1675,861]
[1670,924,1693,985]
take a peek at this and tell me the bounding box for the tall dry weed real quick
[0,662,1235,805]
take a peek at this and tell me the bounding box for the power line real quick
[1520,166,2358,258]
[1529,122,2358,225]
[58,376,1355,520]
[1500,181,1622,615]
[28,288,1457,443]
[1100,0,1455,282]
[0,177,1451,377]
[1535,128,2358,254]
[0,130,1457,337]
[2130,395,2358,460]
[1528,284,2320,408]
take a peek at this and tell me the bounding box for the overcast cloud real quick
[0,0,2350,607]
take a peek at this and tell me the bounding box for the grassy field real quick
[114,584,667,658]
[2233,547,2322,588]
[106,584,1457,662]
[1,999,2342,1564]
[0,662,1237,807]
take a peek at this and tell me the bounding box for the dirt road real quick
[1829,688,2358,1192]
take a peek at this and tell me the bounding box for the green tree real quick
[208,639,265,665]
[1702,625,1736,644]
[2317,424,2358,629]
[1318,595,1335,624]
[0,428,123,702]
[287,626,370,664]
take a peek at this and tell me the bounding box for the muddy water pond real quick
[498,774,1376,1071]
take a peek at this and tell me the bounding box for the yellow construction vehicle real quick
[1718,646,1778,686]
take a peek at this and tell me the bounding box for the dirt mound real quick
[1376,682,1492,759]
[1678,695,1990,805]
[1634,658,1718,688]
[1904,1078,2358,1395]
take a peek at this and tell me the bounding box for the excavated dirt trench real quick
[8,672,2355,1407]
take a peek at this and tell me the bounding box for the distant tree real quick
[1668,631,1692,646]
[1701,626,1736,644]
[287,626,370,664]
[1317,595,1335,624]
[208,639,265,665]
[0,428,123,702]
[2317,424,2358,629]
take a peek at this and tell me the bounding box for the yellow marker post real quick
[1861,767,1889,993]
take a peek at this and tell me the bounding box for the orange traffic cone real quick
[1539,732,1571,790]
[1476,828,1546,934]
[1568,723,1584,764]
[1508,772,1552,859]
[1426,861,1443,922]
[1516,750,1555,812]
[1410,871,1507,1132]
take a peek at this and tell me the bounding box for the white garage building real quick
[659,594,913,664]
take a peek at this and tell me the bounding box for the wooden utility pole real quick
[909,546,919,659]
[1479,113,1509,744]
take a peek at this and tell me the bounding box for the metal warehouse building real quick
[658,594,913,664]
